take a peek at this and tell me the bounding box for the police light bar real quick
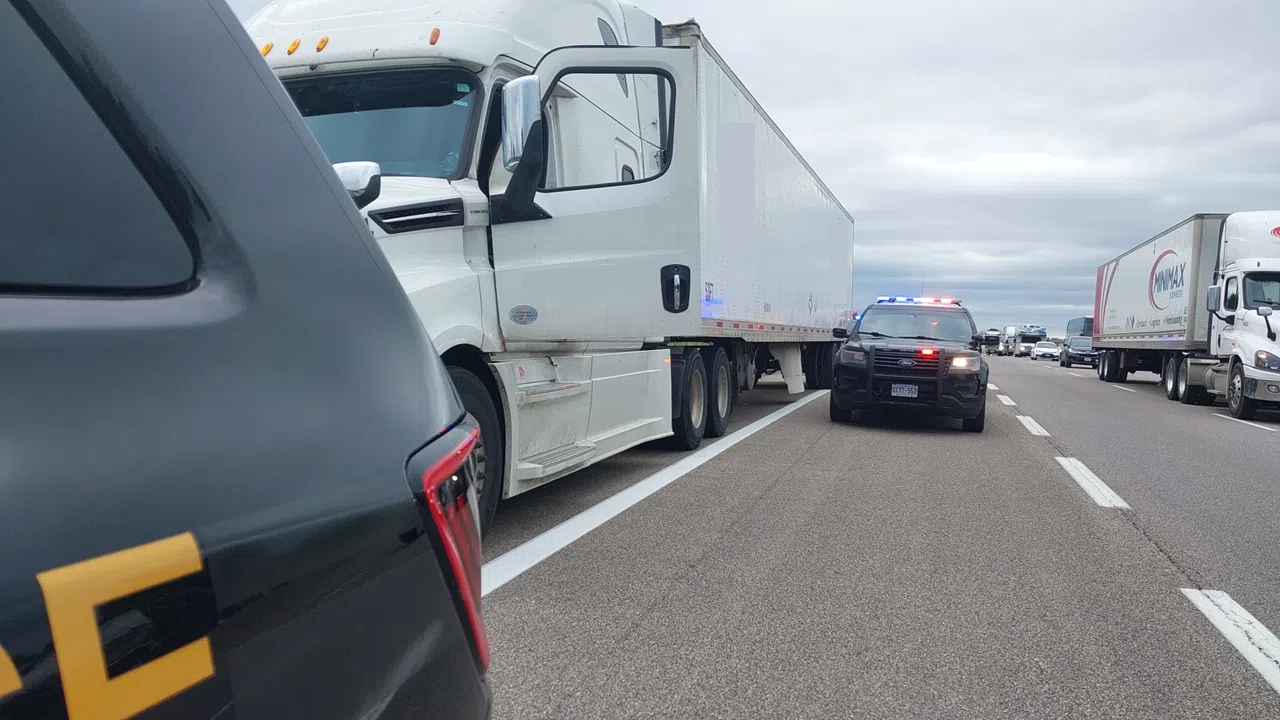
[874,296,962,306]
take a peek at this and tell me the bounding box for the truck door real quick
[1215,275,1241,355]
[489,46,699,342]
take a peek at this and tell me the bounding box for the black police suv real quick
[829,298,999,432]
[1060,335,1099,368]
[0,0,489,717]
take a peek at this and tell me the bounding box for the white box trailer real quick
[250,0,854,531]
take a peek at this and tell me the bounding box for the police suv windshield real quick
[284,67,481,180]
[855,308,975,343]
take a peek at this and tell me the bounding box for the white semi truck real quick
[248,0,855,529]
[1093,212,1280,419]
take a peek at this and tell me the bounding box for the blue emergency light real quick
[874,296,962,306]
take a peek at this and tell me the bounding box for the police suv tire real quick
[829,392,852,423]
[703,346,732,438]
[671,351,708,451]
[448,366,504,534]
[962,403,986,433]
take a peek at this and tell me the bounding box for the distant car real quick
[1060,336,1099,368]
[0,1,490,717]
[830,297,997,432]
[1031,341,1061,361]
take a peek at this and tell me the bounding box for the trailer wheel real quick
[703,346,732,438]
[670,350,708,450]
[1164,354,1181,401]
[448,366,504,534]
[1227,361,1259,420]
[816,343,835,390]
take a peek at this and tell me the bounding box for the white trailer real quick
[1094,212,1280,419]
[249,0,854,530]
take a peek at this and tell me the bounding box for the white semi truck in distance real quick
[1093,212,1280,420]
[248,0,855,530]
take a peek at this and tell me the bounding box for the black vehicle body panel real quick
[0,0,488,717]
[831,305,989,420]
[1064,344,1100,366]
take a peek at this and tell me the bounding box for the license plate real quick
[891,383,918,398]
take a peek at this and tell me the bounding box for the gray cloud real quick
[228,0,1280,334]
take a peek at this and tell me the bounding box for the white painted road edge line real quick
[987,383,999,391]
[481,390,830,596]
[1054,457,1129,509]
[1068,372,1082,377]
[1113,385,1137,393]
[996,394,1016,406]
[1016,415,1051,437]
[1215,414,1279,433]
[1182,588,1280,695]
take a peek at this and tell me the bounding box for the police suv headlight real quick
[949,353,980,372]
[839,345,867,365]
[1255,350,1280,372]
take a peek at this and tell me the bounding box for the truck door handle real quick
[661,264,691,313]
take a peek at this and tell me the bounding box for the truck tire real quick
[1227,361,1259,420]
[703,346,732,438]
[670,350,708,450]
[1178,357,1209,405]
[802,346,818,390]
[816,343,835,389]
[1164,354,1181,401]
[961,402,986,433]
[448,366,504,534]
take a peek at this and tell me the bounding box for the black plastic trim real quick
[369,199,465,235]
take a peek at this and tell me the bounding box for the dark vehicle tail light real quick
[420,423,489,670]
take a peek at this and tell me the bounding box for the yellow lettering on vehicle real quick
[37,533,214,720]
[0,643,20,699]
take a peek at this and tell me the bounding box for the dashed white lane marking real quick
[996,395,1016,406]
[1068,372,1082,377]
[1016,415,1051,436]
[987,383,999,391]
[1214,414,1279,433]
[1113,385,1137,393]
[1182,589,1280,695]
[481,390,830,596]
[1054,457,1129,509]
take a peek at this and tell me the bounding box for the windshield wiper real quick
[904,335,953,342]
[857,331,898,339]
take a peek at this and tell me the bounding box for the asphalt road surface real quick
[479,363,1280,718]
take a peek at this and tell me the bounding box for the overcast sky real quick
[230,0,1280,334]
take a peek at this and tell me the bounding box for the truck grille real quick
[873,348,941,377]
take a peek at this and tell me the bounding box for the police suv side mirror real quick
[1206,285,1221,313]
[333,161,381,210]
[833,327,849,339]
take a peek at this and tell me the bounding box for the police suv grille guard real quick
[871,347,942,378]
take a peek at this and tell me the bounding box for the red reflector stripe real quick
[422,425,489,670]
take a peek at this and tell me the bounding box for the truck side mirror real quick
[333,161,381,210]
[501,75,543,171]
[1206,285,1221,313]
[833,328,849,339]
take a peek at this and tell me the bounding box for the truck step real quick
[516,443,597,479]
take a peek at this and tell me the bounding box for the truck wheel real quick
[703,346,732,438]
[962,403,986,433]
[1178,358,1205,405]
[1164,355,1181,401]
[448,367,504,534]
[1227,362,1259,420]
[670,350,708,450]
[829,392,852,422]
[802,346,818,390]
[816,343,835,390]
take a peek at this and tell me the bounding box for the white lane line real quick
[1068,372,1082,377]
[1215,414,1279,433]
[1182,589,1280,695]
[1054,457,1129,509]
[987,383,999,391]
[1113,385,1138,393]
[1016,415,1051,436]
[996,394,1016,406]
[481,390,829,596]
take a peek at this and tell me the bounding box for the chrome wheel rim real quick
[690,369,706,429]
[716,367,730,419]
[1229,370,1243,409]
[1178,364,1188,397]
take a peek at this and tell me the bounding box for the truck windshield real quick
[855,309,974,342]
[284,67,481,180]
[1244,273,1280,308]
